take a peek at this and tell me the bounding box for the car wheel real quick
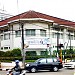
[30,67,37,73]
[53,66,58,72]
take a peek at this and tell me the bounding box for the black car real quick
[25,58,63,72]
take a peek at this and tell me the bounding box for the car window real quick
[47,58,53,63]
[35,59,41,63]
[53,58,58,62]
[39,59,46,64]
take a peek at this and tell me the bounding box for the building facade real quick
[0,10,75,55]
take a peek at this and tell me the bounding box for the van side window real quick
[39,59,46,64]
[53,58,58,62]
[47,59,53,63]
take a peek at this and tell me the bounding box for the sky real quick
[0,0,75,21]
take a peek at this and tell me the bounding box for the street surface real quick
[0,68,74,75]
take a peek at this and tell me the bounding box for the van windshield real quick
[35,59,42,63]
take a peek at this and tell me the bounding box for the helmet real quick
[15,60,19,63]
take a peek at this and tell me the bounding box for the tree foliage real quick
[0,48,21,57]
[11,48,21,56]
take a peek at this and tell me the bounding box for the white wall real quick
[1,22,75,55]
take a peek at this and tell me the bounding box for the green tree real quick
[0,51,5,56]
[11,48,21,57]
[4,51,12,57]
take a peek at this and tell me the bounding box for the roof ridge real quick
[0,10,75,26]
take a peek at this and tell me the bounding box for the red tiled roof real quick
[0,10,75,27]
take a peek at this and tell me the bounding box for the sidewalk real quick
[0,62,22,71]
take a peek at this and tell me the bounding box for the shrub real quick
[11,48,21,56]
[0,51,5,56]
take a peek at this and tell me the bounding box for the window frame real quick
[40,29,46,37]
[4,33,10,40]
[26,29,35,36]
[15,30,21,37]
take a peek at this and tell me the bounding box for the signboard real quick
[25,38,50,45]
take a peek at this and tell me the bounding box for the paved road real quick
[0,68,75,75]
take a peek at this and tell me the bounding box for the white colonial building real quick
[0,10,75,55]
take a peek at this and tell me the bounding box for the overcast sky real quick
[0,0,75,21]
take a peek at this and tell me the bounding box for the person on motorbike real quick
[12,60,21,75]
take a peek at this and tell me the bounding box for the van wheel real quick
[30,67,37,73]
[53,66,58,72]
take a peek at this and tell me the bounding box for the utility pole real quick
[48,24,52,57]
[21,22,25,68]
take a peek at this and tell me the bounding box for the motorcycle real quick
[7,69,26,75]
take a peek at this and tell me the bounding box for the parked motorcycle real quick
[7,69,26,75]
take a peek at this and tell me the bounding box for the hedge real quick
[0,54,75,62]
[0,55,50,62]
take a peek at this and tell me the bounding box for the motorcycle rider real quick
[12,60,21,75]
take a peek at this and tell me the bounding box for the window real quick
[47,58,53,63]
[39,59,46,64]
[41,51,47,56]
[15,30,21,37]
[53,58,58,62]
[68,30,73,33]
[68,34,73,40]
[4,33,10,40]
[52,32,61,39]
[60,33,63,39]
[1,35,3,40]
[0,30,3,33]
[4,29,8,32]
[40,29,46,37]
[2,46,10,50]
[53,27,60,31]
[26,51,36,56]
[52,33,58,38]
[4,47,8,50]
[61,28,64,32]
[70,35,73,40]
[1,47,3,50]
[26,29,35,36]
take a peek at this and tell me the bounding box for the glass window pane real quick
[1,47,3,50]
[4,33,10,40]
[41,51,47,56]
[47,58,53,63]
[1,35,3,40]
[4,47,8,49]
[53,58,58,62]
[31,30,35,36]
[26,29,35,36]
[39,59,46,64]
[40,29,46,37]
[15,30,21,37]
[4,29,8,32]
